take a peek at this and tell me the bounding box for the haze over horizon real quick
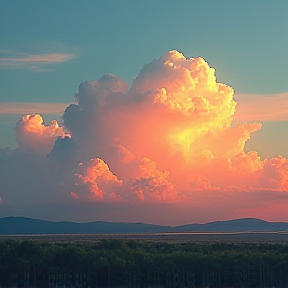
[0,1,288,226]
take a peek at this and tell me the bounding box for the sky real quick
[0,0,288,225]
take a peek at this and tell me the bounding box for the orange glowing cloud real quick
[1,50,288,223]
[61,50,288,201]
[69,158,122,201]
[15,114,68,155]
[128,157,178,203]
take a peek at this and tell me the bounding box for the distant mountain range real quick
[0,217,288,235]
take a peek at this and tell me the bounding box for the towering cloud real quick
[0,50,287,223]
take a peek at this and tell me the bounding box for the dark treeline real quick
[0,239,288,288]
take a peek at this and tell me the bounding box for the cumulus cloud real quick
[69,158,123,201]
[1,50,288,223]
[14,114,68,155]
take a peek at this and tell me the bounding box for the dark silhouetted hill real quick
[0,217,172,234]
[175,218,288,232]
[0,217,287,235]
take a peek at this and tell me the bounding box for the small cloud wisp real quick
[0,51,76,71]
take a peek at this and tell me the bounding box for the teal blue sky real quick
[1,0,288,155]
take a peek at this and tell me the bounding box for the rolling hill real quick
[1,217,288,235]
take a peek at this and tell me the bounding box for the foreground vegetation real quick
[0,239,288,288]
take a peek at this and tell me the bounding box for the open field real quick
[1,231,287,243]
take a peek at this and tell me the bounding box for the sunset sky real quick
[1,1,288,225]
